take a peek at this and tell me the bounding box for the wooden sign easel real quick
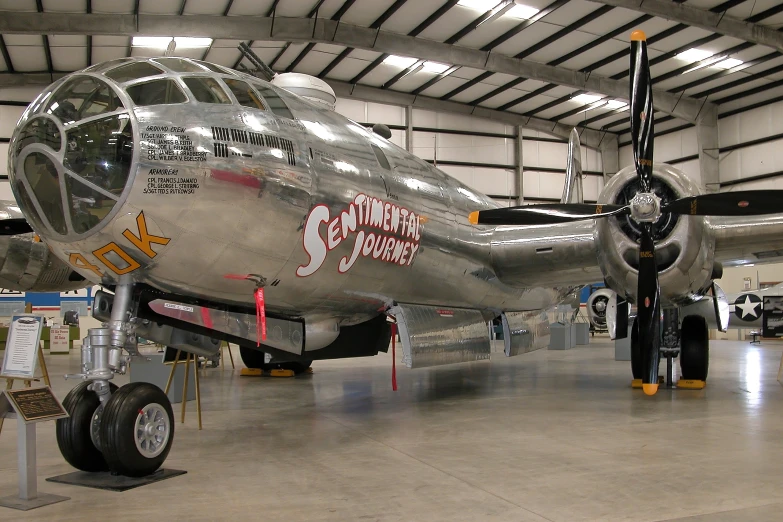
[164,350,202,430]
[0,343,51,435]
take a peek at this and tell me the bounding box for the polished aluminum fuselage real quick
[23,69,576,325]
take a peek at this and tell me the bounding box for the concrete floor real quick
[1,338,783,521]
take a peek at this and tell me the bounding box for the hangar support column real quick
[405,105,413,152]
[600,133,620,181]
[515,126,524,205]
[697,104,719,193]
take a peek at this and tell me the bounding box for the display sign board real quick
[49,326,70,354]
[0,315,44,379]
[762,296,783,338]
[2,387,68,423]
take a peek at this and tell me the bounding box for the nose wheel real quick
[99,382,175,477]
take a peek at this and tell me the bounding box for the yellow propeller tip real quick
[642,383,659,396]
[468,211,479,225]
[631,30,647,42]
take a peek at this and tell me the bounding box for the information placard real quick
[49,327,70,354]
[0,315,44,379]
[763,296,783,338]
[4,387,68,423]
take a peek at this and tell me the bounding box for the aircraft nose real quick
[8,75,134,241]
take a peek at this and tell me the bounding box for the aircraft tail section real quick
[561,128,583,204]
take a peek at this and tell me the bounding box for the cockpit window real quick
[371,144,390,170]
[223,79,266,110]
[45,77,124,123]
[153,58,207,73]
[83,58,132,73]
[126,79,187,106]
[15,117,61,153]
[63,173,117,234]
[23,152,67,235]
[252,83,294,120]
[182,77,231,104]
[106,62,165,83]
[194,60,234,75]
[63,114,133,196]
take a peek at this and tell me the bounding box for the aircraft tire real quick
[680,315,709,381]
[56,381,118,472]
[630,317,643,379]
[99,382,174,477]
[240,347,312,374]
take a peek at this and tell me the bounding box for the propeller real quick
[469,30,783,396]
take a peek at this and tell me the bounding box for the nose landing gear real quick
[55,280,175,477]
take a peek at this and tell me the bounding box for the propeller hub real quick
[630,192,661,223]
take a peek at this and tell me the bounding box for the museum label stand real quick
[0,387,70,510]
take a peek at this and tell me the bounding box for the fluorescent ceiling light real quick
[422,61,450,74]
[506,4,540,19]
[132,36,212,49]
[605,100,628,110]
[383,55,418,68]
[458,0,501,10]
[572,93,603,105]
[713,58,743,69]
[676,48,713,63]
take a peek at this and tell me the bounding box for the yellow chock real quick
[677,379,706,389]
[632,376,664,388]
[305,367,314,374]
[240,368,263,377]
[269,369,295,378]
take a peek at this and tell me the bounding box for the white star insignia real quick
[735,295,761,320]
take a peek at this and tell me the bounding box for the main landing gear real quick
[56,280,175,477]
[631,312,709,389]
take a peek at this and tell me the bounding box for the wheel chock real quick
[677,379,706,389]
[268,369,295,378]
[240,368,263,377]
[632,377,665,388]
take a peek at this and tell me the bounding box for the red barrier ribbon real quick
[255,287,266,346]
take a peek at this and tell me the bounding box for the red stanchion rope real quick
[255,287,266,346]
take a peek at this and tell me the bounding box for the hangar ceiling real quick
[0,0,782,140]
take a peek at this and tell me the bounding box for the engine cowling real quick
[595,164,715,305]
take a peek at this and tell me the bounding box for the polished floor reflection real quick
[1,338,783,521]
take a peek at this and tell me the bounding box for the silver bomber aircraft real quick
[4,33,783,478]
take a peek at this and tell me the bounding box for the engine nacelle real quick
[586,288,614,330]
[0,204,87,292]
[595,164,715,305]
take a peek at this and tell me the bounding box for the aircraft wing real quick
[711,214,783,266]
[485,220,602,288]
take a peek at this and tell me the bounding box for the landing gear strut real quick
[56,279,175,477]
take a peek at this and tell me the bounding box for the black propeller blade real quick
[468,204,628,226]
[629,30,661,395]
[630,31,654,194]
[636,226,661,394]
[0,218,33,235]
[663,190,783,216]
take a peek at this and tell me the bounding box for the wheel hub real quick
[134,403,170,458]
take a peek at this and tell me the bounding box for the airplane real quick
[3,31,783,479]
